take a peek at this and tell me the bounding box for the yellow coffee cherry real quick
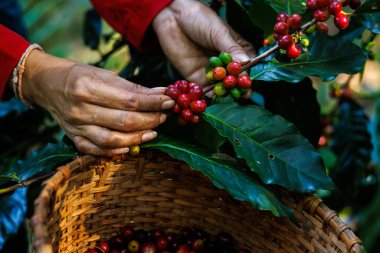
[130,145,140,156]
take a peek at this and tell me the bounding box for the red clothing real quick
[0,0,172,98]
[0,24,29,98]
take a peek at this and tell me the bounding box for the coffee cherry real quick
[328,1,342,15]
[134,229,151,243]
[87,250,98,253]
[141,242,157,253]
[209,56,223,67]
[191,115,200,124]
[349,0,361,9]
[206,71,214,83]
[334,12,349,29]
[276,12,288,23]
[177,80,189,94]
[98,241,110,253]
[152,228,165,240]
[286,44,301,59]
[188,82,197,88]
[192,239,205,252]
[166,87,181,100]
[287,14,302,29]
[213,67,227,80]
[237,75,252,89]
[157,236,169,251]
[318,0,331,8]
[130,145,140,156]
[128,240,140,253]
[110,235,125,250]
[263,38,269,46]
[188,85,204,101]
[314,9,331,22]
[273,33,282,41]
[214,82,227,96]
[306,0,319,11]
[223,75,237,88]
[181,108,194,122]
[278,34,293,50]
[231,88,241,100]
[342,0,350,6]
[122,226,134,240]
[301,38,310,47]
[190,100,207,113]
[316,22,329,33]
[177,94,191,108]
[274,22,289,35]
[305,24,316,34]
[226,62,242,75]
[219,52,233,65]
[172,103,181,113]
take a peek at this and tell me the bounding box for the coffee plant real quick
[1,0,380,252]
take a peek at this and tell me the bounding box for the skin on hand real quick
[22,50,175,157]
[153,0,256,86]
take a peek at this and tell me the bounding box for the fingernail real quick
[162,100,175,110]
[142,131,157,142]
[152,87,167,92]
[159,113,167,124]
[113,147,129,155]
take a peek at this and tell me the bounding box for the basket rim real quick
[31,154,365,253]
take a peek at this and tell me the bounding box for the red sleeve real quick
[90,0,172,52]
[0,25,30,99]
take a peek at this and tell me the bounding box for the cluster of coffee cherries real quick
[272,13,304,59]
[165,81,207,124]
[87,226,250,253]
[206,52,252,99]
[307,0,361,31]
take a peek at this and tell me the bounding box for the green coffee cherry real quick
[214,82,227,96]
[206,71,214,83]
[240,88,249,95]
[209,56,223,68]
[230,87,241,100]
[219,52,233,65]
[305,24,316,34]
[301,38,310,47]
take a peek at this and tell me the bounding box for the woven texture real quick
[31,150,365,253]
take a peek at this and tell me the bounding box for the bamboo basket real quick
[31,150,365,253]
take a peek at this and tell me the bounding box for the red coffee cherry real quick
[273,33,282,41]
[274,22,289,35]
[316,22,329,33]
[213,67,227,80]
[165,86,181,100]
[177,80,189,93]
[190,100,207,114]
[276,12,288,23]
[287,14,302,29]
[237,75,252,89]
[172,103,181,113]
[181,108,194,122]
[306,0,319,11]
[191,115,200,124]
[98,241,110,253]
[177,94,191,108]
[286,44,301,59]
[342,0,350,6]
[314,9,331,22]
[328,1,342,16]
[278,34,293,49]
[223,75,237,88]
[334,12,349,29]
[318,0,331,8]
[349,0,361,9]
[188,85,204,101]
[226,62,242,75]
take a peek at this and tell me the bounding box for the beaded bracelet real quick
[10,44,44,108]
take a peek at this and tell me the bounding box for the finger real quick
[66,104,167,132]
[73,136,129,157]
[79,125,158,148]
[228,27,256,59]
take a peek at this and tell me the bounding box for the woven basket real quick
[31,150,365,253]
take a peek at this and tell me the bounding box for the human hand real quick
[153,0,255,86]
[22,50,174,157]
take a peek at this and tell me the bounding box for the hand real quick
[22,50,175,157]
[153,0,256,86]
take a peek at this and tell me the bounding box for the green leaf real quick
[264,0,307,14]
[203,102,335,192]
[0,143,76,187]
[355,0,380,14]
[250,33,367,82]
[248,0,277,35]
[0,98,28,118]
[0,189,27,250]
[143,135,292,217]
